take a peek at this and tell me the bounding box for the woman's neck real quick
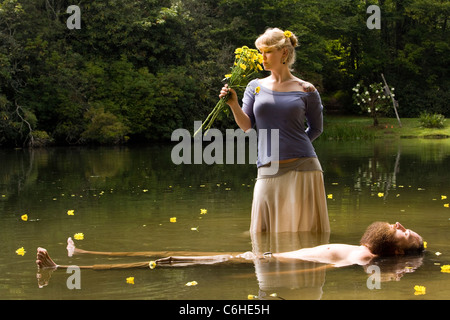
[269,68,294,83]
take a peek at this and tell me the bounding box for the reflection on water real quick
[251,232,330,300]
[1,139,450,300]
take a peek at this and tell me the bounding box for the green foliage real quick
[419,112,446,129]
[81,106,129,145]
[0,0,449,147]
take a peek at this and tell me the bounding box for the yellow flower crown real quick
[284,30,292,38]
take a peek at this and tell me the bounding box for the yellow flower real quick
[423,241,427,249]
[441,265,450,273]
[284,30,292,38]
[185,281,198,287]
[149,261,156,269]
[377,192,384,198]
[126,277,135,284]
[257,53,263,64]
[74,233,84,240]
[239,63,247,70]
[234,47,243,54]
[224,74,232,79]
[414,285,426,295]
[15,247,26,256]
[254,86,260,95]
[200,208,207,215]
[170,217,177,223]
[67,210,75,216]
[21,214,28,221]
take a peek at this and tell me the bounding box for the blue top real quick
[242,79,324,168]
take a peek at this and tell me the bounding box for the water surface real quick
[1,139,449,300]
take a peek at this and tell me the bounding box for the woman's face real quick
[390,222,423,252]
[258,46,285,71]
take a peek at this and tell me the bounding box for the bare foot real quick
[67,237,75,257]
[36,247,58,269]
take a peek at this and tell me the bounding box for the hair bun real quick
[289,32,298,47]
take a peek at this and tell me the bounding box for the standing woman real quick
[220,28,329,233]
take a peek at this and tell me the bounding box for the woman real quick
[220,28,329,233]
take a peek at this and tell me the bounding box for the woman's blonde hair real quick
[255,28,299,69]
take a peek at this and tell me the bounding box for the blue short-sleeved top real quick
[242,79,323,168]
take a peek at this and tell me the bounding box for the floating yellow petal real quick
[444,203,449,208]
[67,210,75,216]
[441,195,447,200]
[185,281,198,287]
[327,194,333,199]
[149,261,156,269]
[377,192,384,198]
[247,294,258,300]
[423,241,427,249]
[126,277,135,284]
[15,247,26,256]
[441,265,450,273]
[414,285,426,295]
[170,217,177,223]
[74,233,84,240]
[200,208,207,214]
[21,214,28,221]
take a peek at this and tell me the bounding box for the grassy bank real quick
[320,116,450,141]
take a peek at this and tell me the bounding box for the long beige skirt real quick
[250,170,330,233]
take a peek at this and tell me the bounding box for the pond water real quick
[1,139,449,300]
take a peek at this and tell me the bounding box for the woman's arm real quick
[305,91,324,141]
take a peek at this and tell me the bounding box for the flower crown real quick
[284,30,292,38]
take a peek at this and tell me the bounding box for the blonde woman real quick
[220,28,329,233]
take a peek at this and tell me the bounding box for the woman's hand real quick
[219,84,238,107]
[219,84,251,132]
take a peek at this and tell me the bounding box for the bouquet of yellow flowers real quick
[194,46,264,137]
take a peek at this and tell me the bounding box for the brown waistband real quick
[257,157,323,179]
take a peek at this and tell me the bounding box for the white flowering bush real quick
[352,82,394,126]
